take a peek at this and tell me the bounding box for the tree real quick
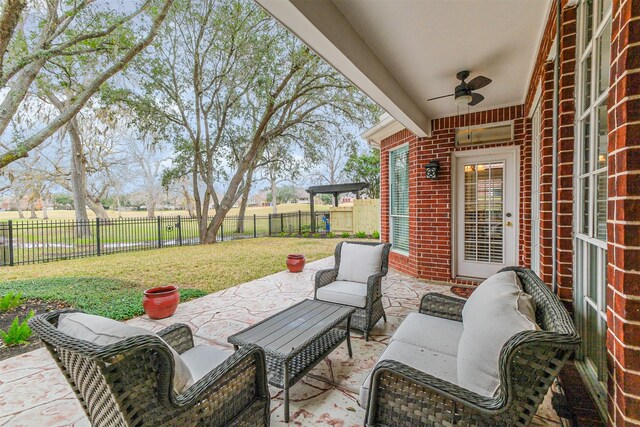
[120,0,376,243]
[0,0,174,169]
[344,148,380,198]
[266,185,298,205]
[313,133,358,186]
[259,141,305,214]
[130,136,167,218]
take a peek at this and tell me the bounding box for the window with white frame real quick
[575,0,611,411]
[389,145,409,252]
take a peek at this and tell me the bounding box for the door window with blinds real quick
[463,162,504,263]
[389,145,409,253]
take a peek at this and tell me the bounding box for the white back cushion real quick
[58,313,194,394]
[457,271,537,396]
[336,243,384,284]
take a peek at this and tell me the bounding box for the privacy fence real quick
[0,211,329,266]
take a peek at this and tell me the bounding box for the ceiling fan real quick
[427,70,492,106]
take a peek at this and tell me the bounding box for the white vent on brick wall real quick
[455,121,514,146]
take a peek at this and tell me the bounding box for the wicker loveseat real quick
[30,310,270,427]
[314,241,392,340]
[361,267,580,427]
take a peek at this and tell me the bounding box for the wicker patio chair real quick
[30,310,270,427]
[365,267,580,427]
[314,241,392,341]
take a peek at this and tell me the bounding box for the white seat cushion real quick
[457,271,537,397]
[316,280,368,308]
[180,345,233,383]
[359,341,458,409]
[58,313,194,394]
[336,242,384,284]
[390,313,463,356]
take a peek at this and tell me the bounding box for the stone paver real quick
[0,257,563,426]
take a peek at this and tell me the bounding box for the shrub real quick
[372,230,380,239]
[355,231,367,238]
[0,292,23,312]
[341,232,350,238]
[327,232,336,238]
[279,231,287,237]
[0,310,34,346]
[301,225,311,233]
[302,232,310,238]
[312,233,321,238]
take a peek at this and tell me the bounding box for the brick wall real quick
[606,0,640,425]
[539,61,556,286]
[556,5,578,305]
[379,106,530,282]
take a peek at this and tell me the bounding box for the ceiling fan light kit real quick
[455,94,472,106]
[427,70,492,107]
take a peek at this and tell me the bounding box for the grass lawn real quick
[0,237,342,319]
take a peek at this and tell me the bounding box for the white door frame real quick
[530,93,542,275]
[451,146,520,279]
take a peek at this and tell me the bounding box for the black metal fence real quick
[0,211,330,266]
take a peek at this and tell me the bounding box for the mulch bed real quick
[0,298,72,361]
[450,286,475,299]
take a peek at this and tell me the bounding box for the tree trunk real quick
[67,117,91,236]
[86,195,109,220]
[15,202,23,218]
[146,199,156,218]
[270,170,277,214]
[115,195,123,218]
[29,201,37,219]
[235,167,254,233]
[41,197,48,219]
[181,180,195,218]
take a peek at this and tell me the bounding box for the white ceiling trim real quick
[255,0,431,137]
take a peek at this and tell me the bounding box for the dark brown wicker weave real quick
[314,241,392,341]
[365,267,580,427]
[30,310,270,427]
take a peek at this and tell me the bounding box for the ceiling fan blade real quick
[427,93,454,101]
[466,76,492,91]
[468,93,485,106]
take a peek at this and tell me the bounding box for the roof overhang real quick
[361,113,405,149]
[255,0,552,138]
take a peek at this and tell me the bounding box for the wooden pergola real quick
[306,182,369,232]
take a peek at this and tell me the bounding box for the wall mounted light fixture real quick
[425,160,440,179]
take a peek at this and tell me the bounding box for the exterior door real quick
[455,149,518,278]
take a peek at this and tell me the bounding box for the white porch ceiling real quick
[255,0,552,136]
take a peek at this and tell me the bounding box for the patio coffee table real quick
[228,299,355,422]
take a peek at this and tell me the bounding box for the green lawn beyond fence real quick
[0,211,329,265]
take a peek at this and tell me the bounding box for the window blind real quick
[390,146,409,252]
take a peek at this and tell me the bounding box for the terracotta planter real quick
[286,254,305,273]
[143,285,180,319]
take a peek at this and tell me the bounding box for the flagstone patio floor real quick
[0,257,565,426]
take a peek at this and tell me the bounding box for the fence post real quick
[8,220,14,266]
[298,211,302,234]
[177,216,183,246]
[220,220,224,242]
[280,213,284,232]
[253,214,257,238]
[96,218,101,256]
[157,217,162,248]
[268,214,272,236]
